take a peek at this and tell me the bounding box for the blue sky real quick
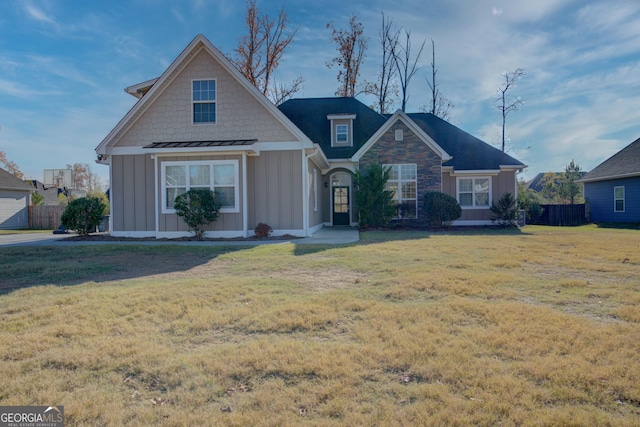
[1,0,640,185]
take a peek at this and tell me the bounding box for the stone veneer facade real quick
[358,120,442,225]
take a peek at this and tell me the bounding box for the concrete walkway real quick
[0,227,359,247]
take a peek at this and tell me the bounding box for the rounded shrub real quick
[60,196,107,236]
[173,189,221,240]
[423,191,462,228]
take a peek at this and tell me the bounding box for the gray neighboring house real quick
[96,34,526,238]
[580,137,640,223]
[0,168,33,229]
[30,180,64,205]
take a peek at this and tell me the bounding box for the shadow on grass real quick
[0,244,248,295]
[595,222,640,230]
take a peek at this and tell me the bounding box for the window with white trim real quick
[385,164,417,219]
[457,177,491,208]
[614,186,625,212]
[162,160,239,213]
[193,79,216,123]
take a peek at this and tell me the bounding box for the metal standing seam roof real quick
[143,139,258,149]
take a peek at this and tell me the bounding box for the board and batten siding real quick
[584,176,640,222]
[247,150,303,232]
[111,154,155,233]
[0,190,29,229]
[442,169,517,221]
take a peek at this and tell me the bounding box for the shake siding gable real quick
[359,120,442,224]
[114,48,298,148]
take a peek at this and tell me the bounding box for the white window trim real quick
[335,124,349,144]
[614,186,625,212]
[384,163,418,219]
[456,176,492,209]
[192,78,217,125]
[161,160,239,214]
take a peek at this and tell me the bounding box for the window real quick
[162,160,238,213]
[457,177,491,208]
[336,124,348,144]
[614,186,625,212]
[385,164,417,219]
[193,79,216,123]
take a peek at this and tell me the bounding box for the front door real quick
[333,186,350,226]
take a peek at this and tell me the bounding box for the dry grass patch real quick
[0,225,639,425]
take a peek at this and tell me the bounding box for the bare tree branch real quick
[494,68,525,152]
[233,0,301,104]
[391,29,425,112]
[0,150,24,179]
[423,39,453,120]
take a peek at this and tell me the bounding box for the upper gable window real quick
[327,114,356,147]
[193,79,216,124]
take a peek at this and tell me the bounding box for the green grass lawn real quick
[0,225,639,426]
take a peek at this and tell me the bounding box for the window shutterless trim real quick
[614,186,625,212]
[456,176,492,209]
[192,79,217,124]
[161,160,239,214]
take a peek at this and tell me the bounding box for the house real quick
[0,168,33,230]
[580,137,640,223]
[96,34,526,238]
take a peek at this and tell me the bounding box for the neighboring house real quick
[525,172,587,193]
[580,137,640,223]
[0,168,33,230]
[96,34,526,238]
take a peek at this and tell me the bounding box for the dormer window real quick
[327,114,356,147]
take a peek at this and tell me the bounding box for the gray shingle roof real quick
[279,97,525,171]
[580,137,640,182]
[0,168,33,191]
[278,97,387,159]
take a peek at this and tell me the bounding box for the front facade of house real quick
[96,35,525,238]
[0,168,32,230]
[581,137,640,223]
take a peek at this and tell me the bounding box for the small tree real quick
[494,68,525,152]
[517,181,543,224]
[354,164,395,228]
[327,15,367,97]
[31,191,45,206]
[423,191,461,228]
[173,189,221,240]
[61,197,106,236]
[558,159,583,205]
[490,192,518,226]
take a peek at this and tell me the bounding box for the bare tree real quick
[364,12,399,114]
[327,15,368,97]
[390,29,425,112]
[0,151,24,179]
[424,39,453,120]
[494,68,525,152]
[234,0,302,105]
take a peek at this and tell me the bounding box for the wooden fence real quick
[538,204,586,226]
[29,205,65,230]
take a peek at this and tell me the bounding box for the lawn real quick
[0,225,638,426]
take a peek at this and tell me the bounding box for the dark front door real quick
[333,186,350,226]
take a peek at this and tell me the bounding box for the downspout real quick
[152,154,159,238]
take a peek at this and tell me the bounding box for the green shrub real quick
[517,184,543,224]
[490,192,518,226]
[173,189,221,240]
[354,164,396,228]
[423,192,461,228]
[31,191,45,206]
[60,197,107,236]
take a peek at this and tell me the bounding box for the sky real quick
[1,0,640,186]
